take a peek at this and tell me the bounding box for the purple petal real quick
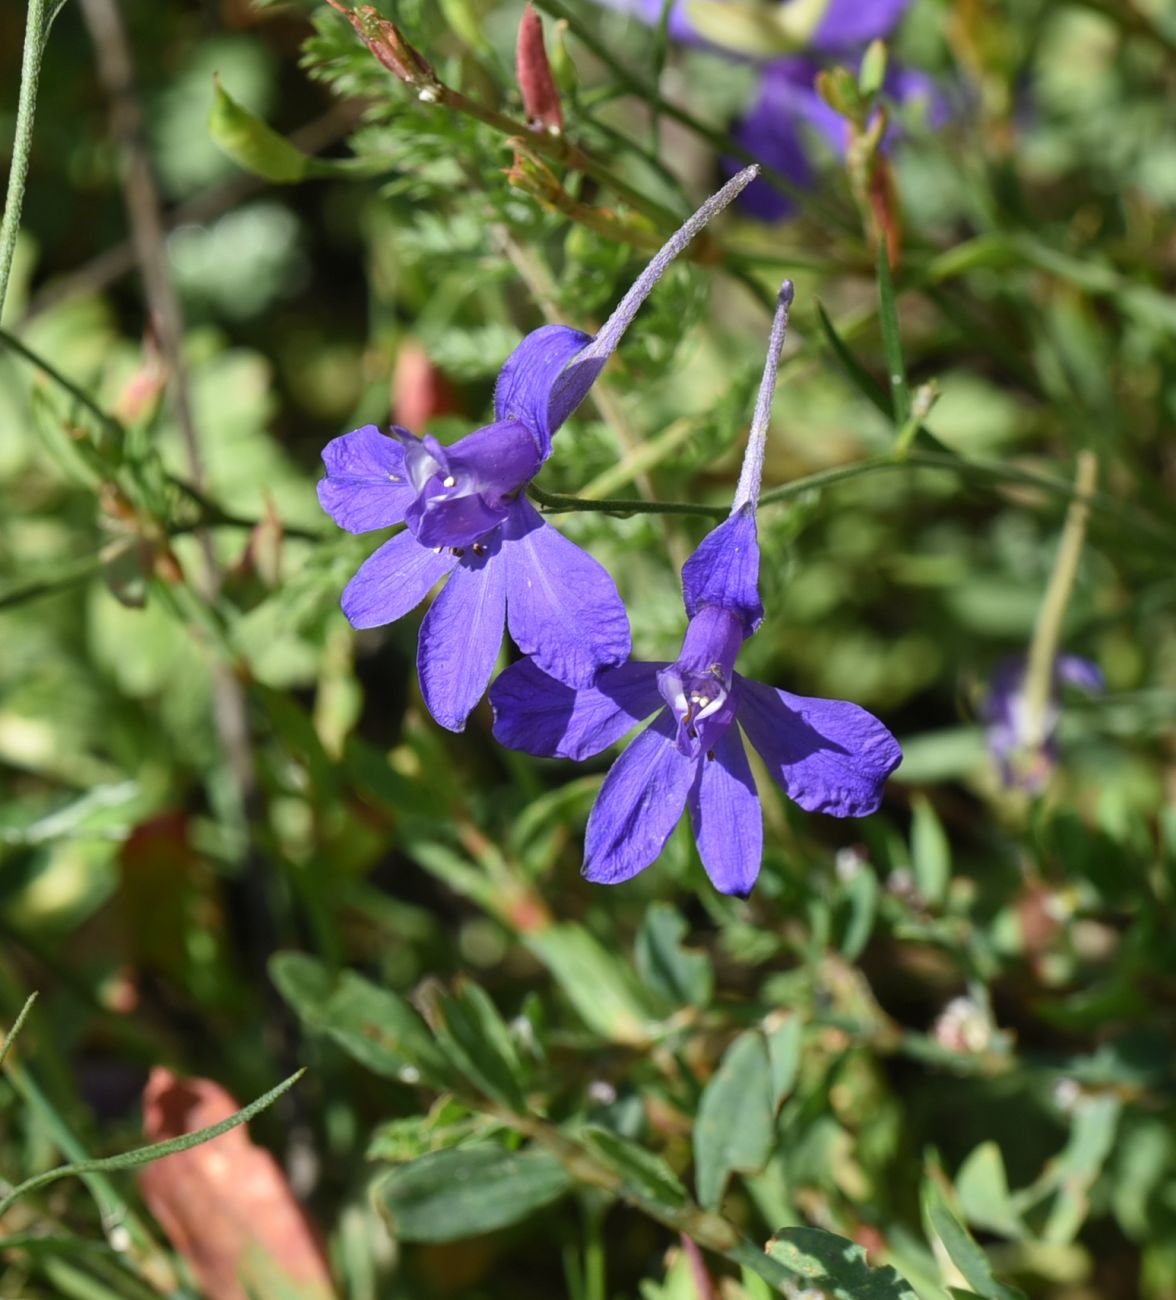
[409,487,508,550]
[681,505,763,633]
[417,552,507,732]
[318,425,414,534]
[688,725,762,897]
[491,658,664,760]
[728,59,847,221]
[812,0,911,51]
[494,325,594,456]
[502,500,631,687]
[446,420,546,496]
[583,711,695,885]
[1056,654,1104,694]
[737,676,901,817]
[341,531,458,630]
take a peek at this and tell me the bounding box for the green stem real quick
[532,450,1169,553]
[1020,450,1098,749]
[0,324,124,441]
[0,993,37,1072]
[0,0,47,321]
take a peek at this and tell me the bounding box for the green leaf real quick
[956,1142,1025,1239]
[922,1178,1028,1300]
[580,1126,688,1210]
[859,39,888,98]
[0,992,37,1072]
[693,1029,774,1209]
[910,796,951,907]
[814,300,891,417]
[766,1226,920,1300]
[635,903,713,1010]
[269,953,451,1087]
[419,979,527,1112]
[374,1144,572,1242]
[526,923,655,1044]
[765,1015,803,1111]
[877,242,911,426]
[840,864,880,962]
[0,1070,305,1218]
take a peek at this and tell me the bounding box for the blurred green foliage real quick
[1,0,1176,1297]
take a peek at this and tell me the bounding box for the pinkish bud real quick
[516,3,563,134]
[392,340,459,433]
[325,0,434,85]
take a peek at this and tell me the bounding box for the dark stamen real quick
[450,546,465,558]
[472,542,486,557]
[706,749,715,761]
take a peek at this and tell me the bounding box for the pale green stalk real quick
[0,0,48,321]
[1020,450,1098,749]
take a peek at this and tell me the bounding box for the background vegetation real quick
[1,0,1175,1296]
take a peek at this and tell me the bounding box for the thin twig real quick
[0,0,48,321]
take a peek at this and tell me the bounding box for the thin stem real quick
[1020,450,1098,749]
[0,0,47,321]
[0,325,125,440]
[0,993,38,1073]
[732,280,794,514]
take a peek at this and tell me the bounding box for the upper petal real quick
[417,551,507,732]
[491,658,664,761]
[583,711,695,885]
[341,530,458,629]
[446,420,546,500]
[494,325,595,455]
[688,725,762,898]
[318,425,414,534]
[681,506,764,634]
[502,500,631,688]
[736,676,901,817]
[1056,654,1104,694]
[813,0,911,52]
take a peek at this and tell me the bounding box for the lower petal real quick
[583,712,694,885]
[491,659,664,760]
[737,676,902,817]
[503,501,631,688]
[417,554,507,732]
[341,531,458,629]
[688,726,762,898]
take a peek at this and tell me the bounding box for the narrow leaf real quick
[877,241,911,426]
[0,1070,305,1217]
[0,992,38,1072]
[580,1126,688,1210]
[922,1178,1028,1300]
[814,300,891,417]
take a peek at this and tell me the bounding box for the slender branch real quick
[1020,451,1098,749]
[0,993,38,1073]
[0,324,124,440]
[0,0,48,321]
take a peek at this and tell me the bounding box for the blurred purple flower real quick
[491,284,901,895]
[590,0,947,220]
[983,654,1104,790]
[317,167,759,732]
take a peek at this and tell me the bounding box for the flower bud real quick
[516,3,563,134]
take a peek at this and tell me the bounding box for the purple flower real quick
[318,167,760,732]
[983,654,1104,791]
[490,284,902,895]
[731,58,947,220]
[591,0,909,54]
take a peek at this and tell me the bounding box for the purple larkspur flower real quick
[731,57,947,220]
[318,167,760,732]
[490,283,902,895]
[589,1,948,220]
[591,0,909,53]
[983,654,1104,791]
